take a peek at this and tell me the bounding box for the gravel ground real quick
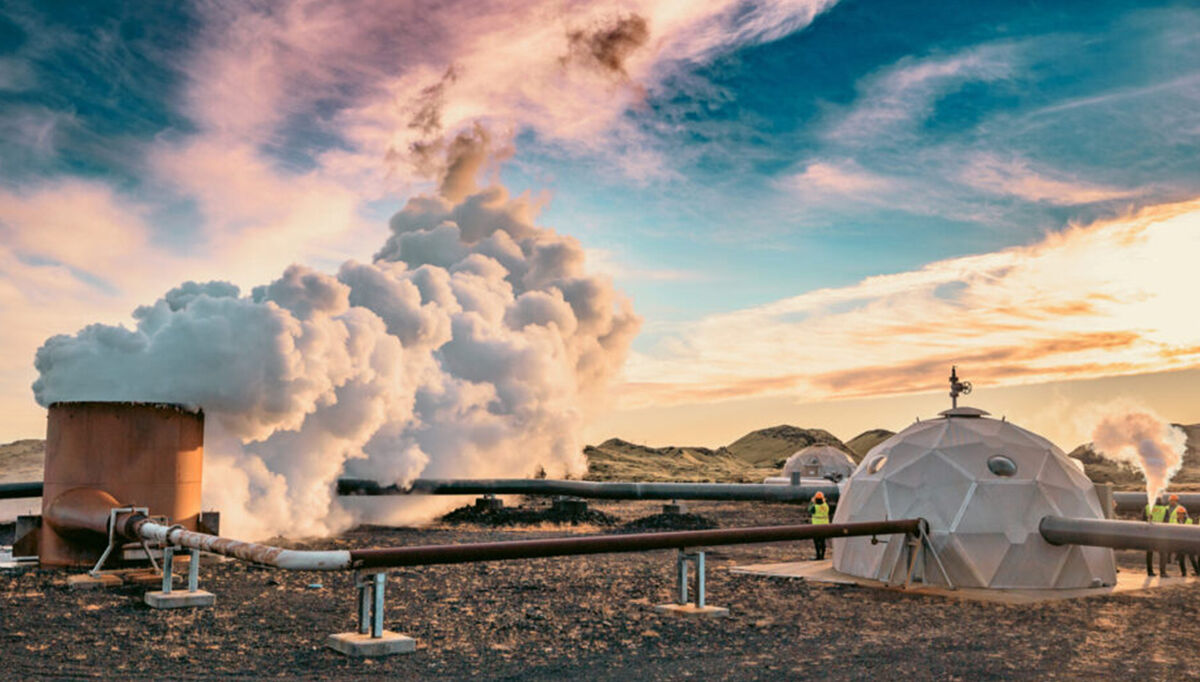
[2,500,1197,680]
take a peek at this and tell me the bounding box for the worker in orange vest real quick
[808,491,831,560]
[1169,505,1199,576]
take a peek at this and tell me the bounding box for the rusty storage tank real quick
[39,402,204,567]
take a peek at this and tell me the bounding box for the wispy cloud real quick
[624,198,1200,407]
[826,43,1018,145]
[959,153,1138,205]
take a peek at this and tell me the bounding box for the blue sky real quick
[1,0,1198,447]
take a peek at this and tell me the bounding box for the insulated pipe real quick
[1112,492,1200,514]
[114,515,921,571]
[1040,515,1200,554]
[338,477,841,503]
[0,481,43,500]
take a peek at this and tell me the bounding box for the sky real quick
[2,0,1198,454]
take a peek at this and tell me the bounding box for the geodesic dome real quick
[831,407,1116,589]
[781,445,856,482]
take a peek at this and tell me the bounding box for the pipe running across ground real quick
[338,477,840,503]
[118,515,923,571]
[1040,515,1200,554]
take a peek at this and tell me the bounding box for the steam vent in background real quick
[40,402,204,566]
[832,406,1117,589]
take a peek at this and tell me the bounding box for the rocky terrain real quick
[3,498,1199,680]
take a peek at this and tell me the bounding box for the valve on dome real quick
[949,366,972,409]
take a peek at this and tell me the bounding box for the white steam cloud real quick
[1088,406,1188,505]
[32,133,640,540]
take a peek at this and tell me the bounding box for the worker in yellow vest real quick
[1145,495,1171,576]
[809,491,831,560]
[1169,505,1198,576]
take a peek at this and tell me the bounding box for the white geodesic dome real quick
[781,445,856,482]
[831,407,1116,589]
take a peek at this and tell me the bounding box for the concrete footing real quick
[654,603,729,617]
[67,573,122,590]
[475,496,504,511]
[552,498,588,514]
[144,590,216,609]
[661,503,687,514]
[326,631,417,656]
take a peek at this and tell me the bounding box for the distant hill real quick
[1070,424,1200,491]
[582,438,776,483]
[585,425,854,482]
[0,439,44,483]
[723,425,851,469]
[845,429,895,461]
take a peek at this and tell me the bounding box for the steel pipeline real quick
[1040,515,1200,553]
[338,477,841,502]
[0,481,43,500]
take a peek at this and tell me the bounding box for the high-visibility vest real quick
[810,502,830,525]
[1147,504,1169,522]
[1170,514,1193,525]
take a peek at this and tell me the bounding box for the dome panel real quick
[990,539,1068,588]
[951,531,1016,585]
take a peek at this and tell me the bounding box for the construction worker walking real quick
[809,491,831,560]
[1145,494,1171,576]
[1169,505,1199,576]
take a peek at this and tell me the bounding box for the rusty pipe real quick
[339,477,841,503]
[1040,515,1200,553]
[116,516,921,572]
[346,518,922,569]
[44,487,124,539]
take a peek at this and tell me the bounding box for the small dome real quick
[832,408,1115,590]
[781,445,856,482]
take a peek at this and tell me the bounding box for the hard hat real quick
[1177,506,1188,515]
[1170,494,1180,502]
[813,491,825,500]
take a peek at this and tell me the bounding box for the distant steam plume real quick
[32,134,640,539]
[1088,406,1187,505]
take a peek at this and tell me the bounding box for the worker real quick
[1145,494,1170,576]
[809,491,831,560]
[1169,505,1199,576]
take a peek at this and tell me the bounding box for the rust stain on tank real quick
[39,401,204,567]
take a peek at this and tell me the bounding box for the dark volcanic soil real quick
[3,500,1198,680]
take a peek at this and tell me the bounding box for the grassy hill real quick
[723,425,852,469]
[582,439,777,483]
[585,425,854,482]
[845,429,895,461]
[0,439,44,483]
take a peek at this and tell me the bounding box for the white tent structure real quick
[831,406,1116,589]
[764,445,857,485]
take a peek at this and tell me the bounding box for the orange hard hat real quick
[1170,494,1180,502]
[813,491,825,500]
[1177,506,1188,516]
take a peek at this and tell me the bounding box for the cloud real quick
[959,153,1137,205]
[781,160,894,195]
[33,138,641,539]
[827,44,1018,145]
[624,198,1200,407]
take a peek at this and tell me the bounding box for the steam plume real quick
[32,134,640,539]
[1088,407,1187,505]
